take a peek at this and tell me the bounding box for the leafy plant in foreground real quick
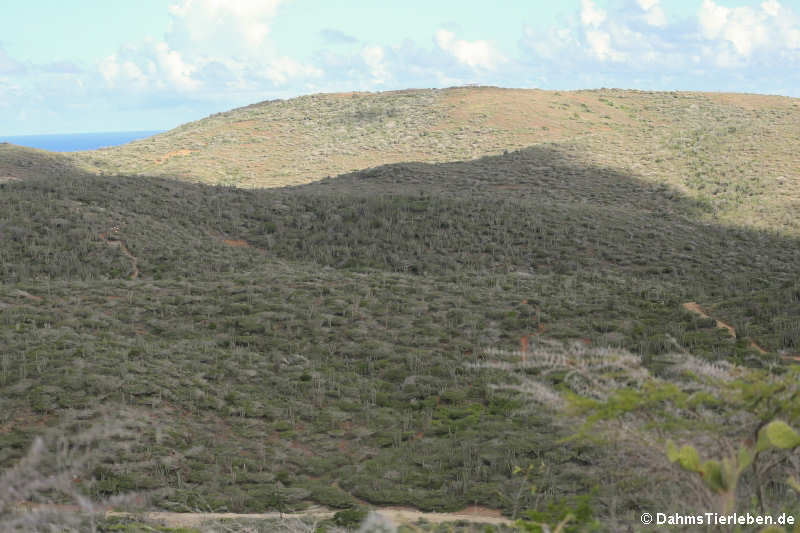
[668,420,800,531]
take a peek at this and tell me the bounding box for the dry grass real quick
[0,411,142,533]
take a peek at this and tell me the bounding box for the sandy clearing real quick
[103,506,515,528]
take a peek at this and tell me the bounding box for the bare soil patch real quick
[155,149,196,165]
[101,505,514,529]
[222,238,250,247]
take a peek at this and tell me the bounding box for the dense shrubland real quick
[2,88,800,531]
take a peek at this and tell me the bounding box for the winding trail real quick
[12,289,43,302]
[682,301,767,354]
[99,232,139,280]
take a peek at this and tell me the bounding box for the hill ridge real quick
[60,86,800,237]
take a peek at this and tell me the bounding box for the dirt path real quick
[104,510,336,528]
[682,301,767,354]
[99,232,139,280]
[375,506,512,526]
[103,505,514,528]
[13,289,43,302]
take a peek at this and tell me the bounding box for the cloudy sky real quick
[2,0,798,135]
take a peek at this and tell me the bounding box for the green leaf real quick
[757,427,773,453]
[737,446,755,472]
[701,460,725,492]
[677,445,701,472]
[666,440,679,462]
[761,421,800,450]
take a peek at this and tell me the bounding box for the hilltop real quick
[66,86,800,237]
[1,87,800,531]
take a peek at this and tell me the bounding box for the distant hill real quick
[65,86,800,236]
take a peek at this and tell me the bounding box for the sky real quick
[1,0,798,135]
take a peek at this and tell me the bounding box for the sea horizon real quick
[0,130,165,152]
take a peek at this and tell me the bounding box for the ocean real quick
[0,130,165,152]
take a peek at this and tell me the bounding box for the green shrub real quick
[333,507,368,528]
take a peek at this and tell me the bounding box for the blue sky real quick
[1,0,798,135]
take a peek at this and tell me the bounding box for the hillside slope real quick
[3,88,800,530]
[65,87,800,236]
[3,136,800,528]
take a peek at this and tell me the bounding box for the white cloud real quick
[5,0,800,136]
[166,0,284,58]
[697,0,799,62]
[762,0,781,17]
[636,0,658,10]
[636,0,667,27]
[98,55,120,86]
[521,0,800,79]
[586,30,624,62]
[93,0,325,95]
[435,29,505,70]
[266,56,323,85]
[97,41,198,92]
[698,0,730,40]
[361,45,389,84]
[154,42,198,90]
[580,0,607,28]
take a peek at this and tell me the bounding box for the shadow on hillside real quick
[295,144,709,215]
[2,140,799,354]
[271,144,798,285]
[3,140,798,287]
[263,145,800,351]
